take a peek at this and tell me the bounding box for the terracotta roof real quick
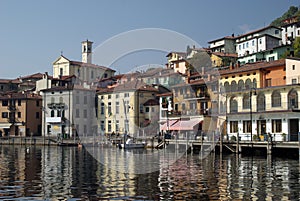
[0,79,20,84]
[211,52,238,58]
[219,59,285,76]
[19,73,44,80]
[166,52,187,58]
[143,99,159,106]
[208,35,236,43]
[156,92,173,97]
[0,92,41,100]
[70,60,116,72]
[234,25,281,39]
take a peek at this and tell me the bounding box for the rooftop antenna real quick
[61,50,63,56]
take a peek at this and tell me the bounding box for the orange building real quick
[0,92,42,137]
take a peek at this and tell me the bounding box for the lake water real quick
[0,145,299,200]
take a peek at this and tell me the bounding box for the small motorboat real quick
[119,138,146,149]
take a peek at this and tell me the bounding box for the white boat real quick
[119,139,146,149]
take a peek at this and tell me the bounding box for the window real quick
[275,30,279,35]
[182,103,186,110]
[76,96,80,104]
[230,97,238,113]
[116,120,119,132]
[84,96,87,104]
[259,38,262,44]
[140,104,144,113]
[108,120,112,132]
[230,121,238,133]
[76,109,80,118]
[84,125,87,134]
[60,68,63,76]
[265,79,272,87]
[288,89,298,109]
[2,112,8,118]
[116,94,119,99]
[18,100,21,106]
[238,80,244,91]
[243,94,250,109]
[84,109,87,118]
[272,119,282,133]
[231,81,237,92]
[108,102,112,114]
[108,95,111,99]
[101,103,105,115]
[269,56,275,61]
[292,65,295,70]
[36,112,39,119]
[2,100,8,106]
[257,93,266,111]
[239,44,241,50]
[100,121,105,131]
[252,40,255,46]
[243,121,251,133]
[272,91,281,107]
[116,102,119,114]
[124,93,129,98]
[51,110,55,117]
[292,79,297,84]
[18,112,21,118]
[57,110,61,117]
[91,70,94,79]
[246,42,249,48]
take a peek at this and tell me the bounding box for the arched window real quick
[288,89,298,109]
[230,97,238,113]
[245,78,252,90]
[238,80,245,91]
[243,94,250,109]
[231,81,237,92]
[253,78,257,88]
[257,92,265,111]
[271,90,281,107]
[224,82,230,93]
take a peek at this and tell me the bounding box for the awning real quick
[0,123,12,129]
[172,119,202,130]
[160,120,178,131]
[161,119,202,131]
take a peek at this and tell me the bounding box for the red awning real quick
[161,119,202,131]
[161,120,178,131]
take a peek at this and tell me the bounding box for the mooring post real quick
[236,132,240,154]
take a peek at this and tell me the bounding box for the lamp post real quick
[250,88,256,142]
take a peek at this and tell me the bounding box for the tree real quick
[293,37,300,58]
[270,6,299,27]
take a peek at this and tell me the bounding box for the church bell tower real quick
[82,40,93,64]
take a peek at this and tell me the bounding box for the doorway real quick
[257,120,266,135]
[289,119,299,141]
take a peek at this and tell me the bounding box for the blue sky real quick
[0,0,299,78]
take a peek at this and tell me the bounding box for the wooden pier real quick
[164,139,300,156]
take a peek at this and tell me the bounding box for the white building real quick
[281,17,300,45]
[52,40,115,83]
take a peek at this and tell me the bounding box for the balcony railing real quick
[7,105,16,111]
[48,103,65,110]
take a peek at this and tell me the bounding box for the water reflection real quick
[0,145,299,200]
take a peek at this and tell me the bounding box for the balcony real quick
[8,117,15,123]
[47,103,65,110]
[183,93,209,100]
[46,117,62,123]
[7,105,16,111]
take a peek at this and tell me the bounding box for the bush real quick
[230,135,237,141]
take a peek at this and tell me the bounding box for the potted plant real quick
[230,135,237,141]
[281,133,287,141]
[253,134,259,141]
